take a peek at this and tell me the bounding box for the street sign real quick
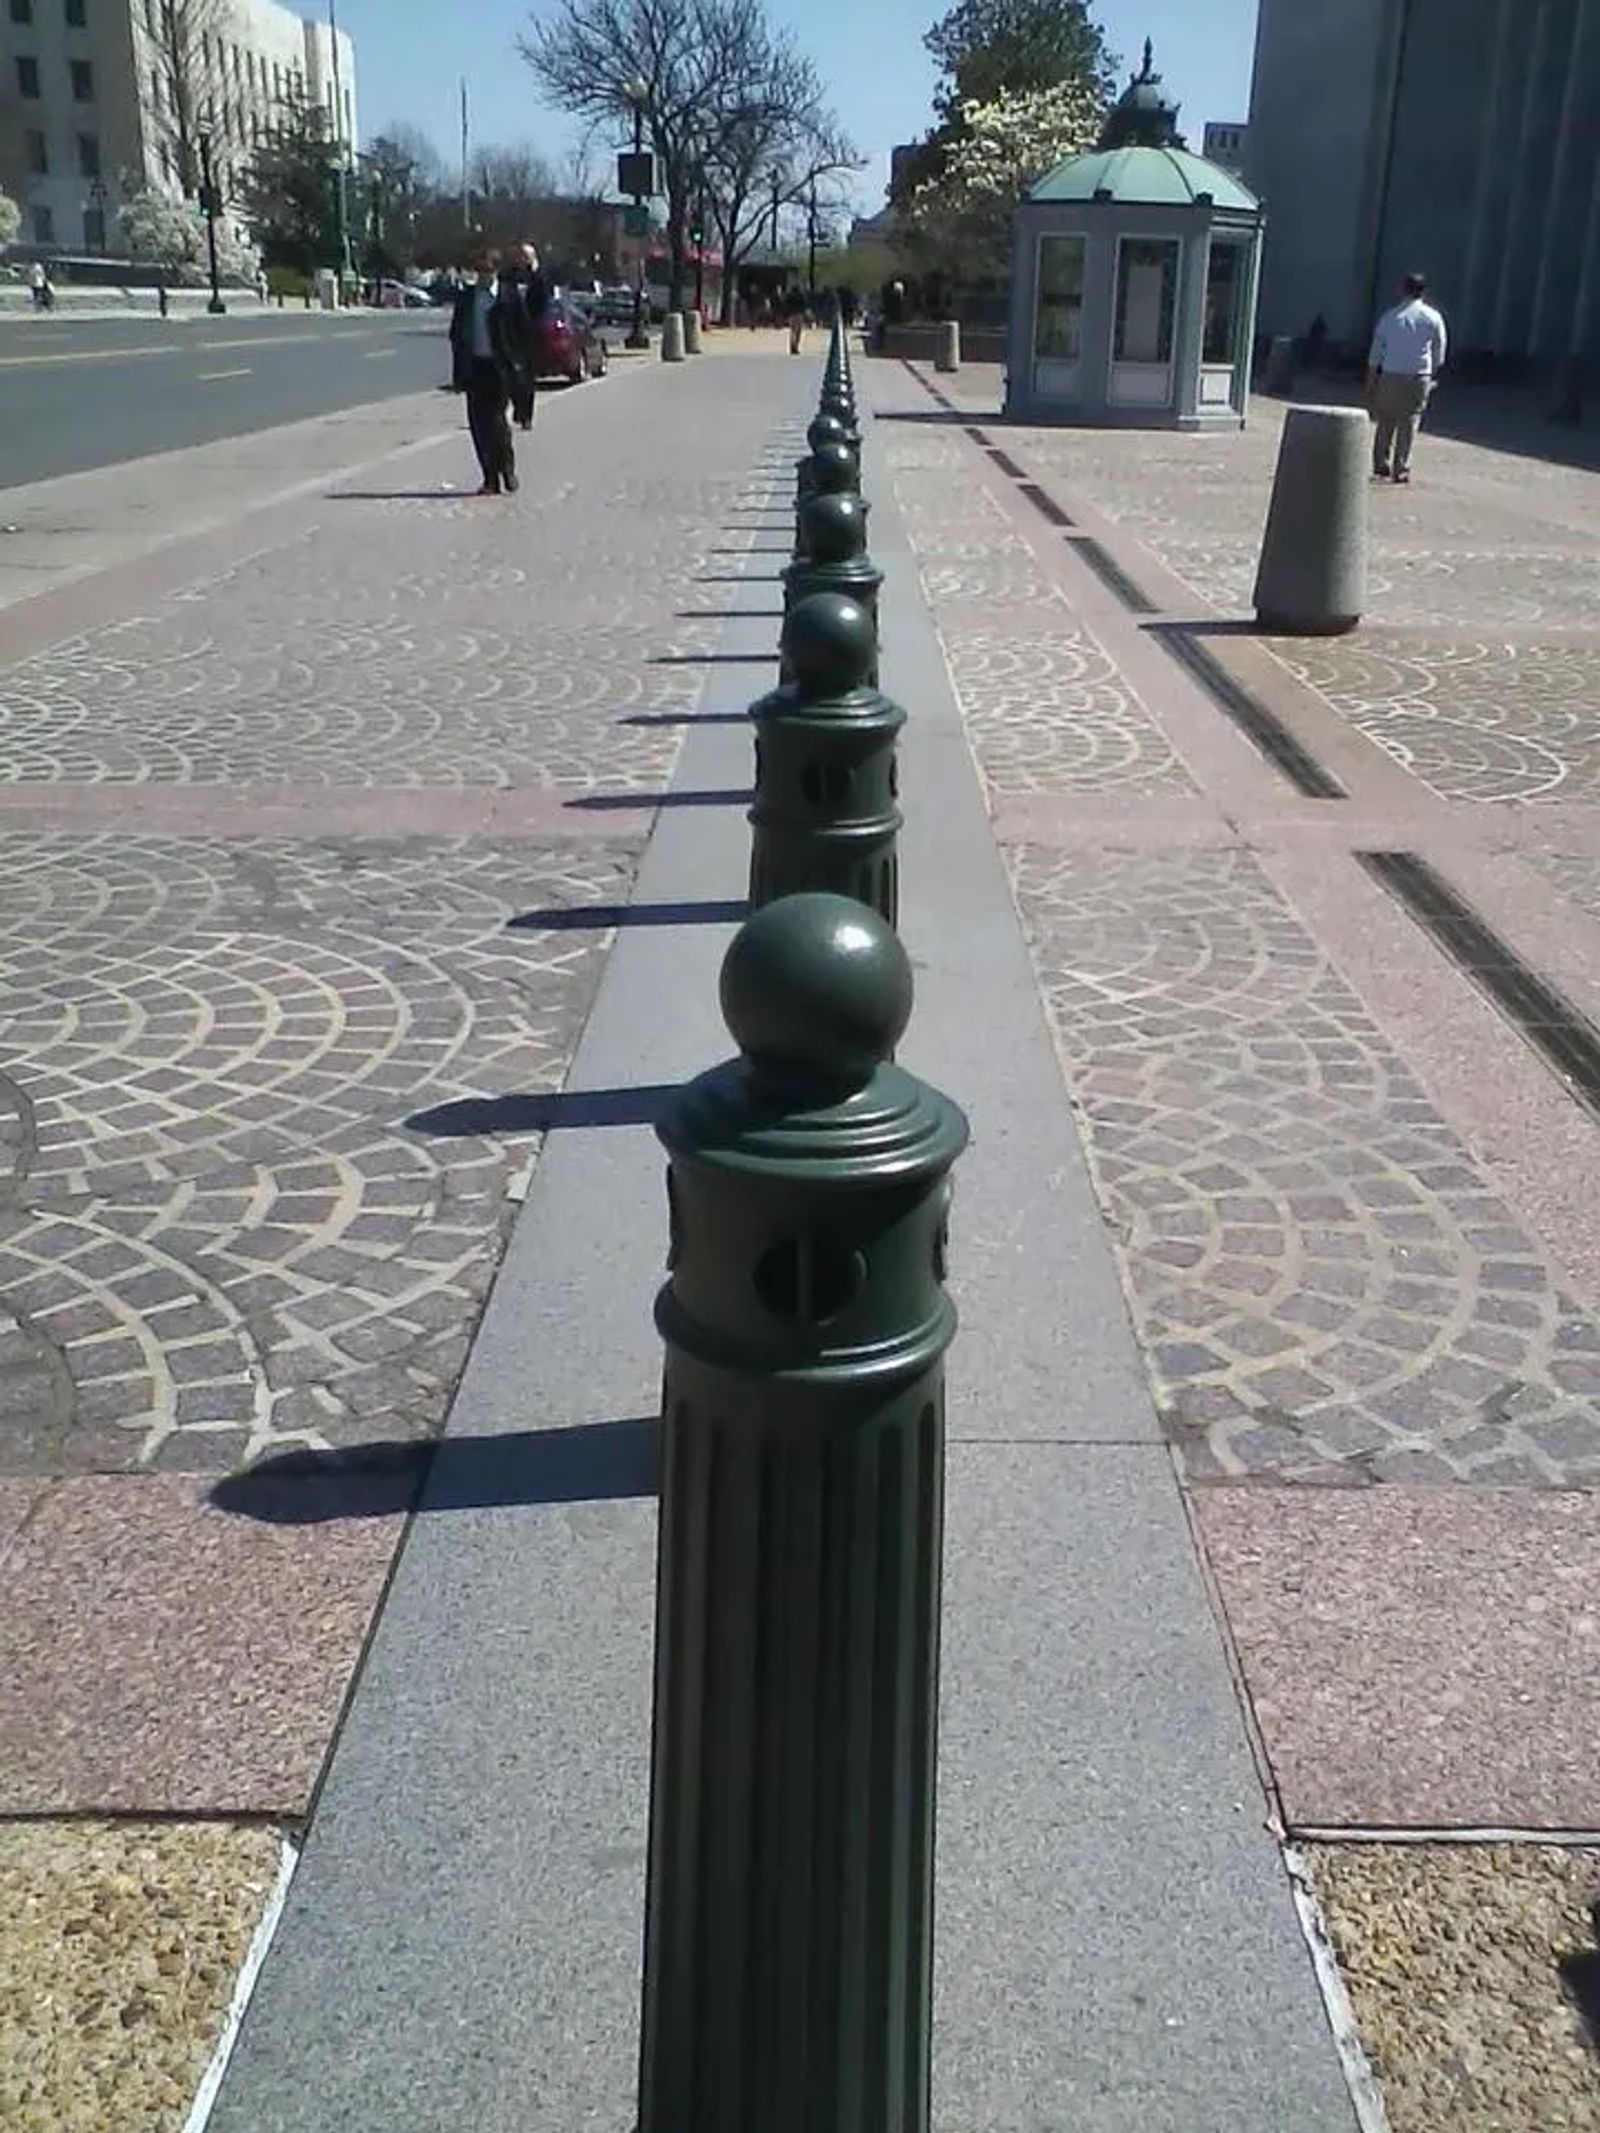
[617,150,657,200]
[623,204,651,238]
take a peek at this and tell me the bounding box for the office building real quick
[1246,0,1600,365]
[1,0,356,253]
[1201,121,1248,175]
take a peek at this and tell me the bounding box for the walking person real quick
[1367,272,1447,484]
[449,250,533,496]
[506,243,550,431]
[784,283,808,355]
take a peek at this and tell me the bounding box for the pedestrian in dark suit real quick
[448,249,535,495]
[507,243,551,430]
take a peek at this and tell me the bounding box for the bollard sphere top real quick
[807,411,848,452]
[800,491,868,563]
[809,440,859,493]
[781,592,875,697]
[720,894,913,1085]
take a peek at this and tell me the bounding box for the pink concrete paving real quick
[1194,1486,1600,1830]
[0,1475,401,1815]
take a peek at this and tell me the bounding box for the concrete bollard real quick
[1252,405,1368,635]
[935,319,961,373]
[1261,333,1297,396]
[749,594,904,922]
[683,308,703,355]
[639,890,968,2133]
[662,311,687,363]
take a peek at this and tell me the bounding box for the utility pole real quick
[807,173,818,294]
[460,77,471,231]
[327,0,352,285]
[197,128,226,315]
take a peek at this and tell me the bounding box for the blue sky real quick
[332,0,1257,207]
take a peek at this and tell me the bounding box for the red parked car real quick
[531,295,609,384]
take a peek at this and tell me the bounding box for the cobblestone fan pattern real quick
[0,835,630,1474]
[1007,846,1600,1483]
[0,446,786,791]
[1524,849,1600,925]
[882,441,1193,797]
[1275,636,1600,804]
[984,412,1600,632]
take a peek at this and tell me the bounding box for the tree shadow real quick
[210,1419,658,1525]
[508,899,745,931]
[406,1083,679,1136]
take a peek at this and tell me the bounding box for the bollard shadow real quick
[210,1418,658,1525]
[508,899,745,932]
[619,710,752,728]
[708,545,791,556]
[694,573,786,584]
[651,652,775,667]
[1145,617,1261,641]
[872,408,970,426]
[406,1083,679,1136]
[675,609,786,621]
[1560,1906,1600,2055]
[564,788,752,811]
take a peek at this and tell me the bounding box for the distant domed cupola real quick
[1098,37,1183,151]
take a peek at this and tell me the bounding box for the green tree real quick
[241,92,344,277]
[892,0,1112,218]
[925,0,1115,114]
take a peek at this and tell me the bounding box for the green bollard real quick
[784,493,883,682]
[749,593,903,923]
[792,442,864,561]
[638,891,968,2133]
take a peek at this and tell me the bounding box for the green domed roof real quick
[1028,144,1258,212]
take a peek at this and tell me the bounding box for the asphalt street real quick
[0,309,447,488]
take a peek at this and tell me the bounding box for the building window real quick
[1203,237,1246,365]
[32,203,54,243]
[70,57,94,99]
[66,0,87,24]
[1114,237,1180,365]
[1033,234,1086,363]
[9,0,32,22]
[16,55,40,97]
[78,132,100,177]
[27,128,48,173]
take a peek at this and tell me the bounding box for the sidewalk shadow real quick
[564,788,752,811]
[651,652,774,667]
[406,1083,678,1136]
[508,899,745,931]
[620,710,751,727]
[676,609,786,621]
[210,1419,658,1525]
[327,489,474,502]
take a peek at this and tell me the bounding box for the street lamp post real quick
[769,167,781,252]
[807,173,818,295]
[197,129,226,315]
[692,170,708,321]
[625,79,651,350]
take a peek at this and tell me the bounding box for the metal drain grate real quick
[1160,630,1346,799]
[1018,481,1073,528]
[1072,537,1157,612]
[987,447,1029,480]
[1358,851,1600,1121]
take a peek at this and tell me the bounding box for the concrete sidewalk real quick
[193,365,1357,2131]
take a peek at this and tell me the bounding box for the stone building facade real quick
[1246,0,1600,368]
[1,0,355,254]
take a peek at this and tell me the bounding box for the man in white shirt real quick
[1367,272,1448,483]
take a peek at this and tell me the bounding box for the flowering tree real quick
[904,80,1101,289]
[118,187,258,284]
[0,189,20,250]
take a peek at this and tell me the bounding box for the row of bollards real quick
[637,306,968,2133]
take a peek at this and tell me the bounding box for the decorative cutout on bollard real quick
[749,593,904,922]
[639,891,968,2133]
[784,494,883,683]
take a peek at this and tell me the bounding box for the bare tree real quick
[521,0,790,312]
[140,0,255,200]
[697,46,857,320]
